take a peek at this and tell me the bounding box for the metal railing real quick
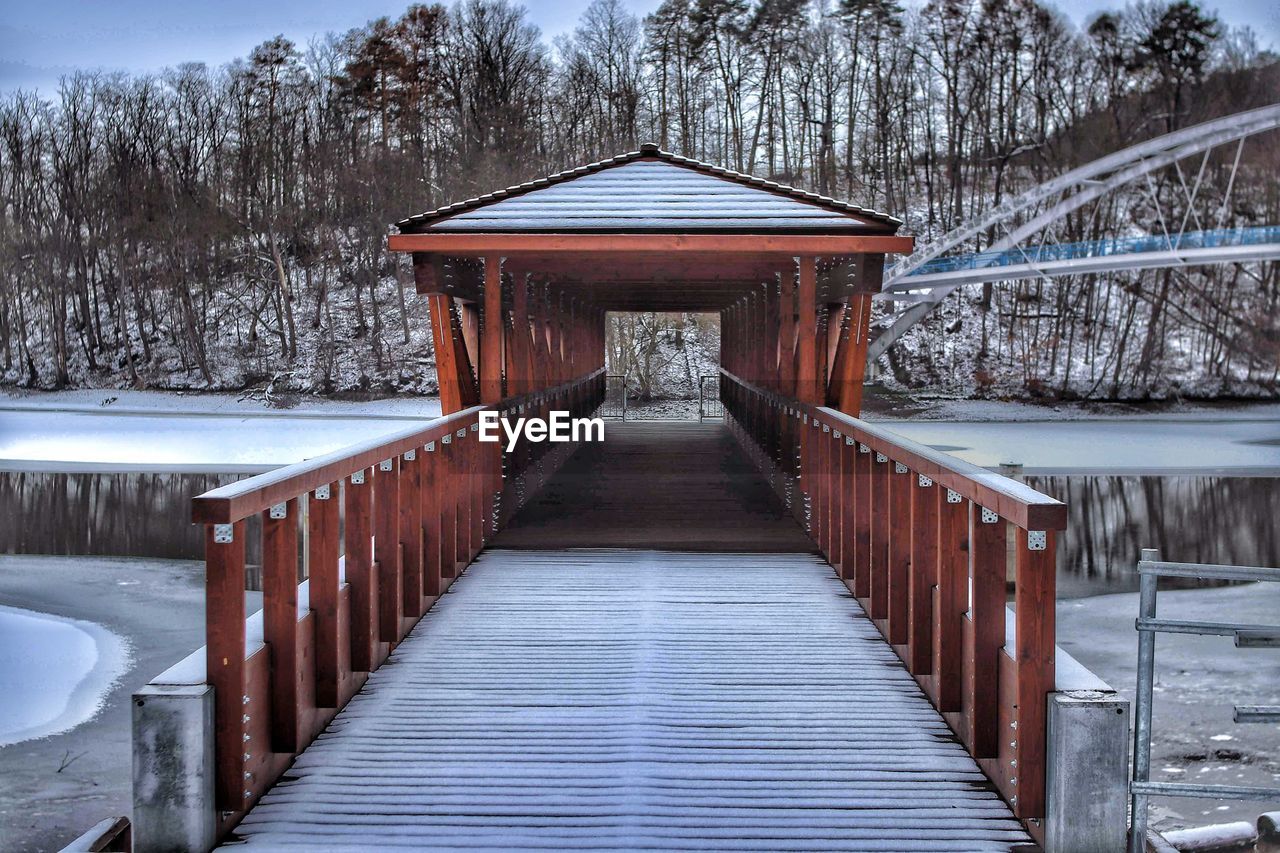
[601,374,627,420]
[698,375,723,421]
[1129,549,1280,853]
[912,226,1280,277]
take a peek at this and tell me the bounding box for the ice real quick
[0,604,130,745]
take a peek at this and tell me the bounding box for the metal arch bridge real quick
[868,103,1280,360]
[880,225,1280,302]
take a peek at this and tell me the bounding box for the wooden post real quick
[345,469,375,673]
[262,499,300,752]
[854,443,873,600]
[778,268,796,396]
[421,442,441,597]
[796,256,819,405]
[869,452,890,619]
[481,256,504,404]
[309,482,340,709]
[840,436,856,582]
[887,460,911,644]
[908,473,937,674]
[935,487,967,712]
[439,434,458,579]
[373,456,401,643]
[398,448,423,618]
[1014,527,1056,819]
[835,293,874,416]
[205,519,245,810]
[969,503,1006,758]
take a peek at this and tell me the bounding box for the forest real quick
[0,0,1276,400]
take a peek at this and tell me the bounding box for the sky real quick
[1,0,1276,95]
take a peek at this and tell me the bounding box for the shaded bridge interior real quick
[223,422,1032,851]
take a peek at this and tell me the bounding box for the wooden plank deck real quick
[223,550,1031,851]
[495,422,814,552]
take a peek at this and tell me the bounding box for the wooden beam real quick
[390,233,914,256]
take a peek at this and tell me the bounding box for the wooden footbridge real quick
[133,146,1112,853]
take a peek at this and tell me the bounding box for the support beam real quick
[796,256,820,405]
[481,256,504,404]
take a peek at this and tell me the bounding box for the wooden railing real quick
[720,368,1066,832]
[191,368,605,832]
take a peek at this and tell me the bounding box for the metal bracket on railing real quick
[833,430,841,439]
[269,503,287,519]
[426,441,436,452]
[875,452,888,463]
[442,434,451,445]
[314,484,331,500]
[980,506,999,523]
[919,475,933,487]
[946,489,963,503]
[823,424,830,433]
[894,462,908,474]
[1027,530,1048,550]
[213,524,234,544]
[350,470,365,485]
[859,444,870,454]
[379,458,394,471]
[404,449,416,461]
[846,437,855,446]
[456,429,467,438]
[471,423,478,432]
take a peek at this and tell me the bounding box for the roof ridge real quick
[395,146,902,231]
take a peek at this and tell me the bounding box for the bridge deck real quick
[225,550,1030,851]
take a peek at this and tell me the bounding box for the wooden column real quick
[935,487,967,712]
[969,504,1007,758]
[908,473,937,675]
[481,256,504,404]
[796,256,819,405]
[778,267,796,396]
[345,470,375,673]
[206,519,246,809]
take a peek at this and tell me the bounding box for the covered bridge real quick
[131,145,1127,853]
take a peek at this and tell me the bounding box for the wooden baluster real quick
[935,487,967,712]
[455,428,470,569]
[310,482,340,709]
[869,452,890,620]
[440,434,458,581]
[206,519,246,810]
[887,460,911,644]
[840,436,856,582]
[854,444,872,600]
[470,422,484,559]
[373,457,401,643]
[908,473,937,675]
[399,447,424,618]
[421,441,441,597]
[263,500,300,752]
[969,503,1006,758]
[1013,527,1056,819]
[827,430,839,563]
[345,469,375,673]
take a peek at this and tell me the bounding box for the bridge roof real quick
[396,144,902,235]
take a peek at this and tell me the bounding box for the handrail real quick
[718,366,1060,832]
[193,368,606,524]
[189,367,607,830]
[719,368,1065,531]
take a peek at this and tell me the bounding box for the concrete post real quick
[132,684,217,853]
[1045,690,1131,853]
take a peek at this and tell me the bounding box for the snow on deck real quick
[225,550,1029,851]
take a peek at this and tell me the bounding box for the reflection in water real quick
[1029,476,1280,597]
[2,471,1278,599]
[0,472,261,565]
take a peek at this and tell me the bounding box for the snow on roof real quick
[397,144,901,234]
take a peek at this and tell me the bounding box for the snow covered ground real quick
[0,605,129,747]
[0,391,440,472]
